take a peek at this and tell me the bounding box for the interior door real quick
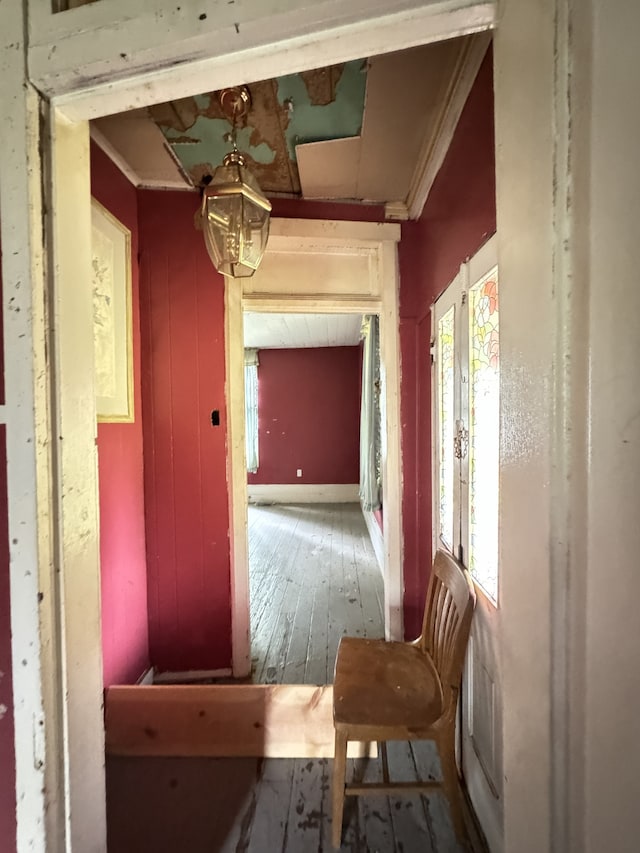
[433,235,503,852]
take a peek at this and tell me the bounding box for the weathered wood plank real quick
[412,741,467,852]
[285,758,326,850]
[105,684,374,759]
[244,759,295,852]
[248,503,384,686]
[387,741,437,853]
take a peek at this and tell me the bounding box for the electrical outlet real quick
[296,468,302,478]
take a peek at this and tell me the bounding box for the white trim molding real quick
[362,509,385,573]
[247,484,359,504]
[34,1,498,118]
[227,216,405,679]
[406,31,492,219]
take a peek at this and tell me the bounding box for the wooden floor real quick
[248,503,385,685]
[106,504,470,851]
[107,744,467,852]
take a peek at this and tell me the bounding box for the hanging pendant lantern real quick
[200,86,272,278]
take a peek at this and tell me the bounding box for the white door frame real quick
[0,1,590,852]
[226,219,403,676]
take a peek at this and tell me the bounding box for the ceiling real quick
[91,33,489,210]
[243,313,362,350]
[90,34,489,350]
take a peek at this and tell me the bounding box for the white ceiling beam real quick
[29,0,497,121]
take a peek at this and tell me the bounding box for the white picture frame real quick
[91,198,134,422]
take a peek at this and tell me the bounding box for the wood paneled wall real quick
[138,189,232,673]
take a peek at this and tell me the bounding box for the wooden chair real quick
[331,549,476,848]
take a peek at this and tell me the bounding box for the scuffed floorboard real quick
[248,503,384,686]
[106,742,469,852]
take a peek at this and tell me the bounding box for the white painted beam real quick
[379,240,404,642]
[49,112,107,852]
[225,279,252,678]
[31,0,497,120]
[0,5,64,850]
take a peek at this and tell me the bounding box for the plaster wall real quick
[247,346,361,486]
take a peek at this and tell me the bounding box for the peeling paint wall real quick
[0,419,16,851]
[0,241,16,850]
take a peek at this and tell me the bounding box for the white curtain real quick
[359,316,381,511]
[245,348,259,474]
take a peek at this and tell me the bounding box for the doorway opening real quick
[225,217,403,677]
[242,311,385,685]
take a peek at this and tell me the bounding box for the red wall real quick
[135,47,494,666]
[91,143,150,686]
[247,346,360,485]
[138,190,232,673]
[0,424,16,851]
[399,48,496,638]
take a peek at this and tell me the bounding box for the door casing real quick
[226,218,403,675]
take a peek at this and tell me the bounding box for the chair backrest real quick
[418,549,476,712]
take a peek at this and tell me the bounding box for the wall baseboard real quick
[136,666,155,686]
[153,668,232,684]
[362,508,384,574]
[247,483,359,504]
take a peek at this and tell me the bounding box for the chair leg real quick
[439,735,466,843]
[332,729,348,849]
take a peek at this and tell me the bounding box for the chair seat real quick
[333,637,444,733]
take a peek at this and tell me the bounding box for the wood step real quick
[105,684,375,759]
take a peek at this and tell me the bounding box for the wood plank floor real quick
[107,742,468,852]
[105,504,471,851]
[247,503,384,685]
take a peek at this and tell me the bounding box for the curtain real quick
[359,316,381,511]
[245,348,259,474]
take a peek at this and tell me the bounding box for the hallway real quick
[106,504,468,851]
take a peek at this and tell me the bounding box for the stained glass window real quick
[438,306,455,550]
[468,267,500,601]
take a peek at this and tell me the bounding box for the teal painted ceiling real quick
[150,60,368,194]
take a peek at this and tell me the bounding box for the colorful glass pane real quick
[468,268,500,601]
[438,306,455,550]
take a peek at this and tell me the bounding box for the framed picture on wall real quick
[91,198,134,422]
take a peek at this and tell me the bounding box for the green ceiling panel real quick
[276,59,367,159]
[154,59,367,191]
[163,116,276,173]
